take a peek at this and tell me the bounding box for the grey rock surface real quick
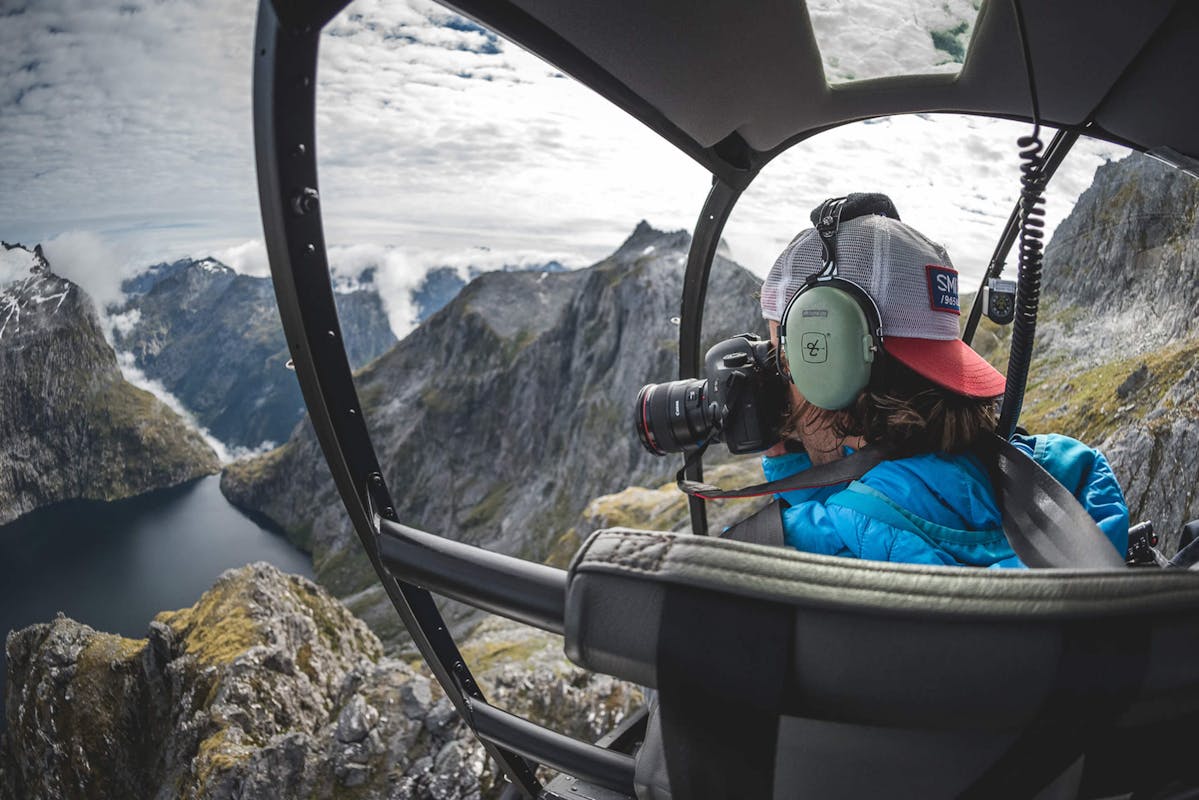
[972,152,1199,550]
[113,258,397,450]
[0,243,219,526]
[0,563,641,800]
[221,222,764,640]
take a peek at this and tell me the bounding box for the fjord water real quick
[0,475,313,704]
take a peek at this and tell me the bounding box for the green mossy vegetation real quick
[191,727,252,797]
[543,529,582,569]
[39,631,156,800]
[418,386,454,414]
[526,492,580,563]
[224,441,294,486]
[459,635,552,679]
[82,378,220,497]
[503,329,536,361]
[1020,336,1199,442]
[579,400,623,444]
[315,542,378,597]
[460,483,512,538]
[293,578,348,652]
[156,584,261,668]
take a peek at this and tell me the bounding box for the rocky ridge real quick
[0,244,219,526]
[969,152,1199,549]
[0,563,639,800]
[412,261,568,323]
[221,222,764,643]
[113,257,397,450]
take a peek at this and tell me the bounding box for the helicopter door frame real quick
[253,3,650,797]
[251,0,1099,794]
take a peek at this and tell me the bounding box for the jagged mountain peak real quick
[1038,151,1199,355]
[1,241,50,277]
[612,220,733,262]
[222,224,766,639]
[113,256,396,450]
[614,220,692,260]
[1,246,219,524]
[0,245,81,345]
[433,222,708,343]
[121,256,235,297]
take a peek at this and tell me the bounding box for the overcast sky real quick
[1,0,1128,324]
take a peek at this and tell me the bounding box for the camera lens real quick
[634,379,710,455]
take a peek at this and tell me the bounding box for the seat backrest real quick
[564,529,1199,798]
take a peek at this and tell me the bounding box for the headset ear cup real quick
[781,283,878,410]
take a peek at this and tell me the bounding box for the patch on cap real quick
[925,265,960,315]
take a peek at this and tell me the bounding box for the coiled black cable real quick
[997,132,1046,438]
[997,0,1046,439]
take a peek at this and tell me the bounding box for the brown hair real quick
[781,354,998,457]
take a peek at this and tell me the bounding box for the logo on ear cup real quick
[801,332,828,363]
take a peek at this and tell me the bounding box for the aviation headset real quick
[777,195,898,410]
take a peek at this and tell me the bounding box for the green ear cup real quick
[783,285,875,410]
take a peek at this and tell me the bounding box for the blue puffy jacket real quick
[762,433,1129,568]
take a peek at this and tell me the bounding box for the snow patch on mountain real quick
[0,243,42,287]
[0,244,75,343]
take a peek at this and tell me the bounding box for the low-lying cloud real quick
[40,230,138,313]
[2,0,1129,299]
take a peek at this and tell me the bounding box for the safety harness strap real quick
[719,500,786,547]
[983,435,1126,569]
[657,585,792,799]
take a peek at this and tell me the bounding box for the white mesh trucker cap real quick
[761,214,1006,398]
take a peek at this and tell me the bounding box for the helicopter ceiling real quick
[435,0,1195,186]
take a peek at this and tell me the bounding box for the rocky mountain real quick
[413,261,567,323]
[0,563,640,799]
[222,222,764,642]
[965,152,1199,550]
[112,258,397,450]
[0,244,219,526]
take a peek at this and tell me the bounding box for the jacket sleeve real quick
[1011,433,1131,557]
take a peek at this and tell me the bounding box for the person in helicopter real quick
[758,195,1129,566]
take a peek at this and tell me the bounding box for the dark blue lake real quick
[0,475,312,711]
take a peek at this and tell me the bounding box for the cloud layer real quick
[1,0,1127,295]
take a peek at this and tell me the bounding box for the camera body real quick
[635,333,787,455]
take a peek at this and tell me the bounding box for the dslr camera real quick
[635,333,787,455]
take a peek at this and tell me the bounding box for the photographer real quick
[754,197,1129,566]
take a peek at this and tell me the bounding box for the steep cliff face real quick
[412,261,567,323]
[221,223,764,640]
[971,152,1199,549]
[0,563,640,800]
[113,258,397,450]
[0,244,219,526]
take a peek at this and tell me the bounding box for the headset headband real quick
[814,197,847,278]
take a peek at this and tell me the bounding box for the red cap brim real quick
[883,337,1006,398]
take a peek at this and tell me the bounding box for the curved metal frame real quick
[252,0,1173,795]
[256,3,566,795]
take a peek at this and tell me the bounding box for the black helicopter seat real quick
[565,529,1199,799]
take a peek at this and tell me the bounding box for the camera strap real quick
[675,443,896,500]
